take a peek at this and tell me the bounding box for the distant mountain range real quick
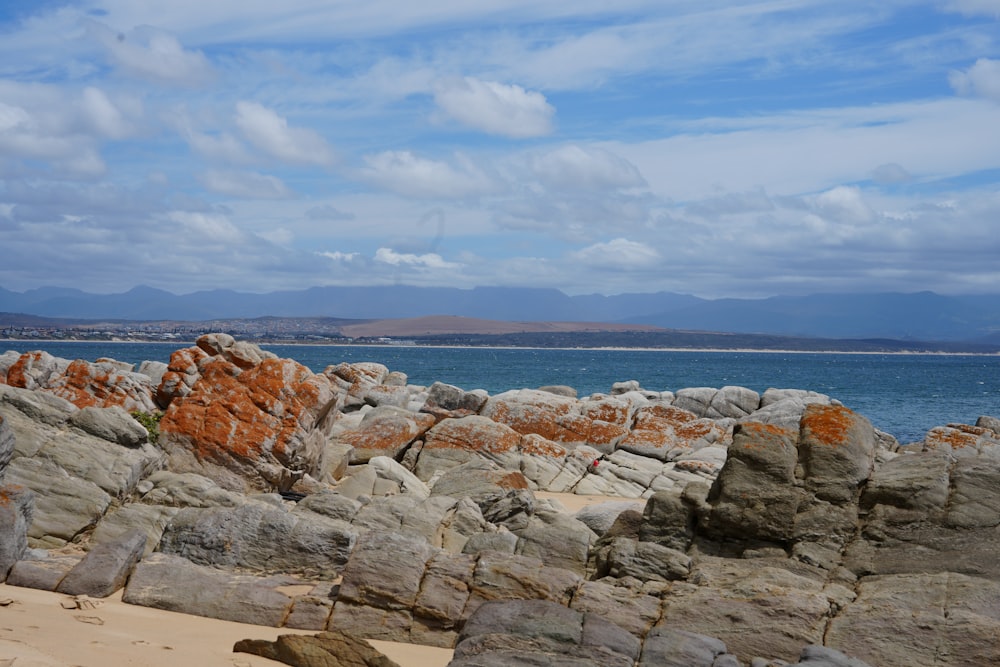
[2,285,999,343]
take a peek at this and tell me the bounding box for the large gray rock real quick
[123,553,300,626]
[0,483,34,580]
[0,413,14,477]
[158,502,357,578]
[515,510,595,574]
[701,421,803,543]
[825,572,1000,667]
[68,405,149,447]
[337,530,437,611]
[56,527,146,597]
[797,404,876,504]
[6,550,81,591]
[638,627,732,667]
[450,599,640,667]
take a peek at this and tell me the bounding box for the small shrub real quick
[131,410,164,445]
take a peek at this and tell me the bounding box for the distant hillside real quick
[2,284,999,343]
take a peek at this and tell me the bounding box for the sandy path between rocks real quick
[0,493,644,667]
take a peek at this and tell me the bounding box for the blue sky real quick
[1,1,999,298]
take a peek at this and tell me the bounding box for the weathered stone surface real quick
[451,599,639,667]
[5,457,111,547]
[798,404,876,504]
[570,579,662,637]
[597,537,691,582]
[661,560,831,663]
[671,387,718,417]
[639,489,697,551]
[5,550,81,590]
[333,407,434,464]
[326,602,415,644]
[481,390,632,452]
[706,386,760,419]
[0,413,14,477]
[68,405,149,447]
[369,455,430,499]
[123,552,298,626]
[90,503,178,556]
[3,352,159,412]
[573,500,646,537]
[0,483,33,579]
[414,416,523,479]
[337,531,437,610]
[56,527,146,597]
[638,626,732,667]
[702,422,803,543]
[158,502,357,578]
[464,551,582,621]
[515,510,595,574]
[137,470,245,508]
[618,404,726,462]
[421,382,489,420]
[747,389,835,431]
[234,630,401,667]
[826,573,1000,667]
[157,344,338,493]
[296,489,361,522]
[324,362,391,410]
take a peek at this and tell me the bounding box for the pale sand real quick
[0,585,453,667]
[0,493,638,666]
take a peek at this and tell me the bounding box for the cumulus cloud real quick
[361,150,497,199]
[434,77,554,138]
[319,250,361,262]
[949,58,1000,103]
[812,186,874,223]
[86,21,214,86]
[374,247,459,269]
[200,170,291,199]
[570,238,661,270]
[234,101,334,165]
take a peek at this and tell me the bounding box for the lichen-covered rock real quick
[415,416,523,479]
[798,404,876,504]
[157,347,338,493]
[332,407,434,464]
[481,389,633,452]
[617,404,726,462]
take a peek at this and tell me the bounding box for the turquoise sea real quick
[3,341,998,446]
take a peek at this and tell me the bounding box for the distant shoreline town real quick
[2,315,998,354]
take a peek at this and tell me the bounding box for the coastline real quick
[3,338,998,356]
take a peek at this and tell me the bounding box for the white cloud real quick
[950,58,1000,103]
[86,21,214,86]
[200,170,291,199]
[166,211,245,243]
[305,205,356,221]
[80,87,132,139]
[257,227,294,245]
[529,145,646,191]
[319,250,361,262]
[570,238,661,270]
[434,77,554,138]
[812,186,874,223]
[234,101,335,166]
[374,247,460,269]
[871,163,912,184]
[944,0,1000,18]
[361,151,498,199]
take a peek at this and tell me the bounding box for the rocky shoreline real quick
[2,334,998,666]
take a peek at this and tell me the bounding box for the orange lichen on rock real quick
[924,425,980,451]
[801,404,855,447]
[519,433,568,459]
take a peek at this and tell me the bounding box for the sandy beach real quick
[0,585,453,667]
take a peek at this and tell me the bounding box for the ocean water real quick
[3,341,998,445]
